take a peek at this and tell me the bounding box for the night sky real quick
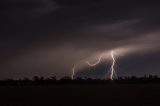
[1,0,160,79]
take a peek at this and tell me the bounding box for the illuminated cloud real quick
[0,0,160,79]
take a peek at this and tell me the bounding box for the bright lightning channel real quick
[86,55,102,66]
[71,56,102,80]
[72,50,117,80]
[110,50,116,80]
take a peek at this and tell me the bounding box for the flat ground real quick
[0,84,160,106]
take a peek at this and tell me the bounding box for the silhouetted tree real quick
[60,76,72,80]
[1,74,160,86]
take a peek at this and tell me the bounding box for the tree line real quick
[0,74,160,86]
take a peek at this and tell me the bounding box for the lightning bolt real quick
[110,50,116,80]
[86,55,102,66]
[71,55,102,79]
[71,65,76,80]
[72,50,118,80]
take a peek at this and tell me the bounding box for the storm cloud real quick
[0,0,160,79]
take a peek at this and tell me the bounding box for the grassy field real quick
[0,84,160,106]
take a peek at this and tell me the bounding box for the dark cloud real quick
[117,51,160,76]
[0,0,160,79]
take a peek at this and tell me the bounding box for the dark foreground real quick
[0,84,160,106]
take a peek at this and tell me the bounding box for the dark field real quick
[1,84,160,106]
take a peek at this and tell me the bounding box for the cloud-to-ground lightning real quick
[72,50,119,80]
[85,51,117,80]
[71,45,154,80]
[110,50,116,80]
[71,55,103,79]
[71,65,76,80]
